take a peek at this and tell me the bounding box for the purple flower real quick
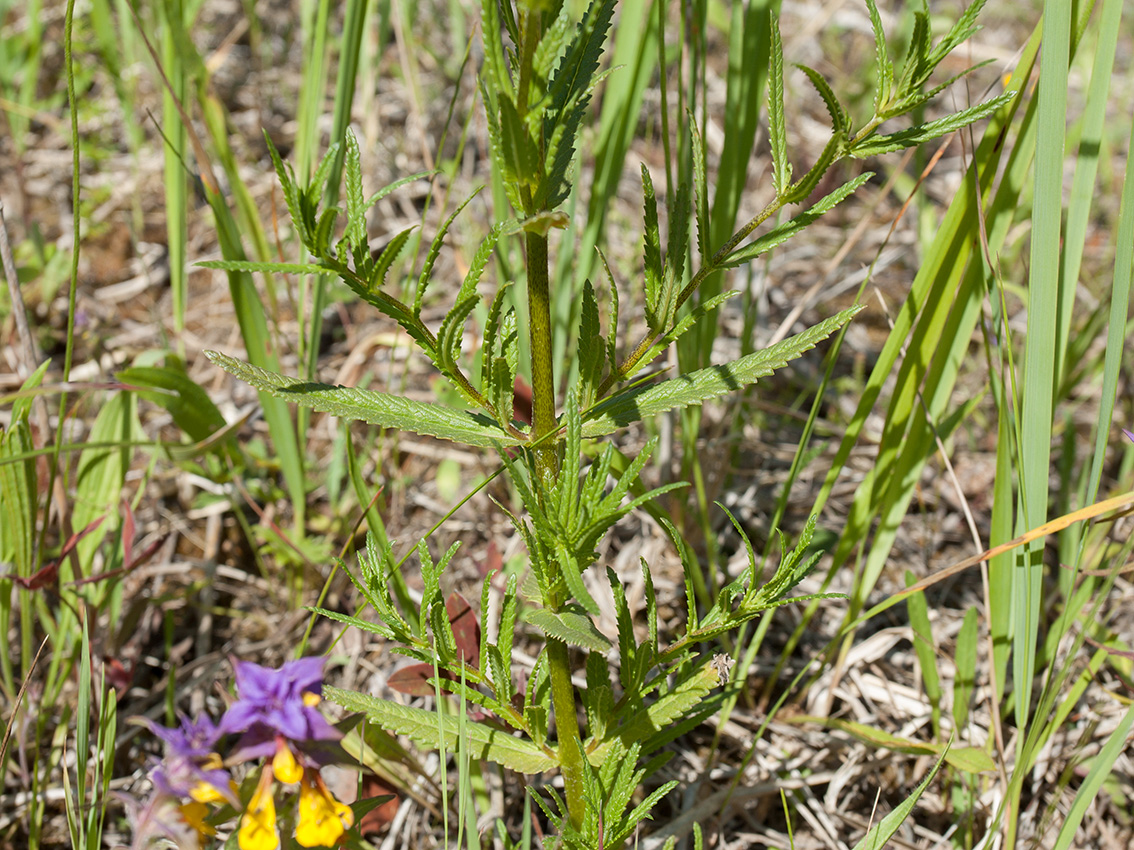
[220,658,340,765]
[128,714,238,848]
[140,714,237,806]
[142,713,221,760]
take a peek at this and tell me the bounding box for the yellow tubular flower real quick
[189,753,239,804]
[272,741,304,785]
[295,771,354,848]
[179,800,217,837]
[238,767,280,850]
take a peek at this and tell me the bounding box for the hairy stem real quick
[525,225,585,828]
[526,230,558,485]
[547,638,586,829]
[516,4,584,830]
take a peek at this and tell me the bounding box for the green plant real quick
[199,0,1011,845]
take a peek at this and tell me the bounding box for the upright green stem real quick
[547,638,586,829]
[525,226,586,829]
[525,230,558,483]
[513,3,585,830]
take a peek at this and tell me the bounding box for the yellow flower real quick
[238,767,280,850]
[190,754,238,804]
[295,771,354,848]
[272,741,304,785]
[179,800,217,838]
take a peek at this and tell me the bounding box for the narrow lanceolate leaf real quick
[416,191,479,317]
[343,130,366,247]
[578,281,604,408]
[791,716,995,773]
[641,164,663,322]
[864,0,893,111]
[116,366,227,445]
[326,687,557,774]
[796,63,849,138]
[205,352,522,447]
[499,96,540,188]
[634,291,739,375]
[724,174,872,268]
[528,606,612,652]
[952,607,979,729]
[584,307,861,437]
[767,19,789,196]
[363,170,434,208]
[851,93,1012,158]
[689,120,711,257]
[1051,705,1134,850]
[198,260,328,275]
[849,744,950,850]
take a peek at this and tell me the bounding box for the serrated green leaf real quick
[725,174,871,269]
[689,119,710,257]
[527,605,612,652]
[308,142,343,206]
[609,780,677,845]
[783,133,841,205]
[367,227,416,293]
[460,221,504,306]
[864,0,893,111]
[264,132,308,248]
[597,246,620,372]
[796,63,850,138]
[556,392,583,533]
[852,93,1012,158]
[344,131,366,247]
[308,606,397,640]
[416,192,479,317]
[589,660,717,763]
[583,307,861,436]
[326,687,556,774]
[633,290,739,377]
[659,181,691,330]
[479,0,510,95]
[641,164,663,321]
[205,351,521,447]
[578,280,603,409]
[532,1,573,80]
[363,170,434,208]
[539,0,617,208]
[437,296,480,395]
[499,572,518,675]
[499,96,540,188]
[927,0,986,70]
[556,539,600,617]
[897,9,932,95]
[641,559,658,660]
[768,20,789,195]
